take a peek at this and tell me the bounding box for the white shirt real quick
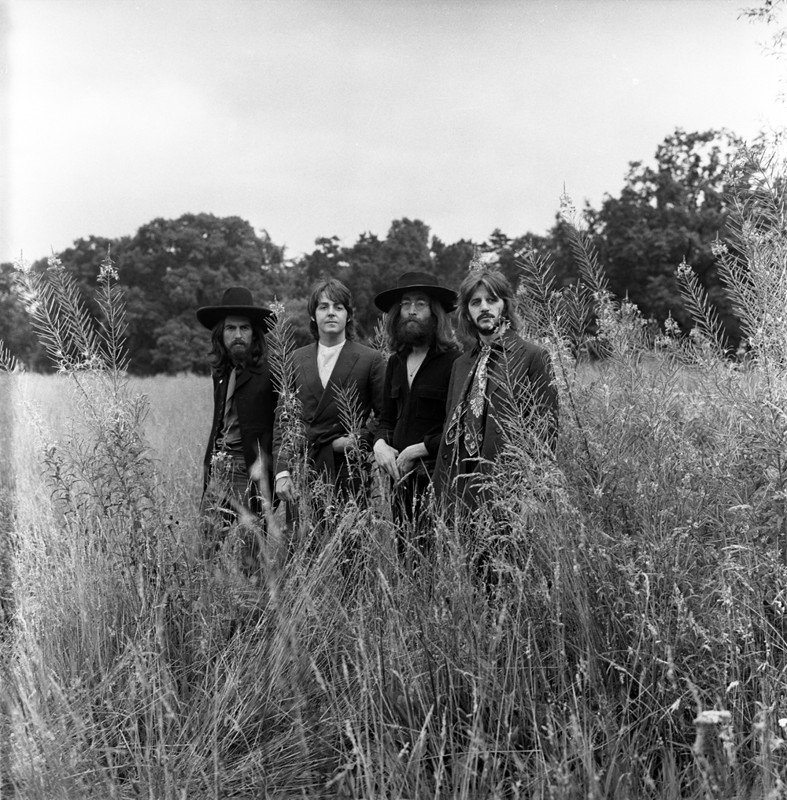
[317,340,346,388]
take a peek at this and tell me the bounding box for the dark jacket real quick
[433,329,558,509]
[273,339,385,480]
[203,360,277,492]
[375,345,461,472]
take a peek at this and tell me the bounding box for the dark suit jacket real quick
[433,330,558,509]
[274,339,385,480]
[374,345,462,473]
[203,360,278,492]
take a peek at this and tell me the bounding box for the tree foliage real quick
[585,128,756,345]
[0,127,761,371]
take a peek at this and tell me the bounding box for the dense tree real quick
[588,128,744,340]
[0,262,47,369]
[431,236,475,288]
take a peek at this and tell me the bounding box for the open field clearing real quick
[5,372,210,507]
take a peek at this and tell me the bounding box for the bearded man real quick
[197,286,277,524]
[373,271,461,528]
[433,266,558,514]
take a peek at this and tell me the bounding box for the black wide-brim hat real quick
[374,271,458,313]
[196,286,274,329]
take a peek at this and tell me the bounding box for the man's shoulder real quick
[448,350,475,384]
[293,343,316,359]
[453,349,475,369]
[502,331,548,359]
[440,347,463,365]
[345,340,383,361]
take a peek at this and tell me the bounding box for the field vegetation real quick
[1,149,787,798]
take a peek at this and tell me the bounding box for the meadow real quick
[2,157,787,798]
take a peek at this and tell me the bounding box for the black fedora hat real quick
[196,286,274,330]
[374,271,457,313]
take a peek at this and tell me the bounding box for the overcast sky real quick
[2,0,785,264]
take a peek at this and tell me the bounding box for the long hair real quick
[384,300,460,354]
[208,318,268,371]
[457,267,522,340]
[307,277,355,341]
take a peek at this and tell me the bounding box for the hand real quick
[331,435,356,453]
[249,454,265,483]
[373,439,400,480]
[275,475,297,503]
[395,442,428,476]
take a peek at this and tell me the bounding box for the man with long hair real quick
[197,286,277,527]
[433,265,558,513]
[274,277,384,502]
[373,271,461,533]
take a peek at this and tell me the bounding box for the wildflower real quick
[268,299,286,318]
[47,252,64,271]
[211,450,229,470]
[559,189,577,222]
[711,238,729,258]
[676,259,694,279]
[98,255,119,282]
[664,313,680,337]
[13,252,31,274]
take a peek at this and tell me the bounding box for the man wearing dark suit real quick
[197,286,277,524]
[274,278,385,502]
[433,266,558,515]
[372,271,461,530]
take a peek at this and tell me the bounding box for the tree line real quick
[0,127,761,374]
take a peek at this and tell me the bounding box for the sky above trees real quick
[3,0,786,264]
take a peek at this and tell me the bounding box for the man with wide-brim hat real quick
[197,286,277,542]
[372,271,462,547]
[196,285,274,330]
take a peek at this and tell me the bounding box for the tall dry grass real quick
[2,151,787,798]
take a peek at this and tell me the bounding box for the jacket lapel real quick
[233,361,267,394]
[298,344,325,410]
[311,341,360,423]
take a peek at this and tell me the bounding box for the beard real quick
[228,341,251,367]
[397,316,436,348]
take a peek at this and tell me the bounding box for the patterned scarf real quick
[444,341,493,457]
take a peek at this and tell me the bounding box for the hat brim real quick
[196,304,274,330]
[374,285,457,313]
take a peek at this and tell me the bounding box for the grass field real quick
[2,166,787,797]
[2,348,786,799]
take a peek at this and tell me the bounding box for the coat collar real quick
[218,359,267,392]
[470,327,517,356]
[301,340,362,415]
